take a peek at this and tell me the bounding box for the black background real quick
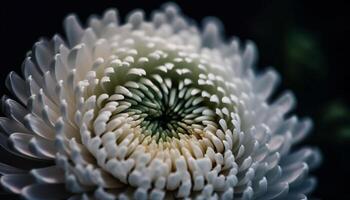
[0,0,349,199]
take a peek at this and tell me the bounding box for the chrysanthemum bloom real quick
[0,3,321,200]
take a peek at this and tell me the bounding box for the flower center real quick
[119,81,213,141]
[142,104,184,137]
[79,34,235,143]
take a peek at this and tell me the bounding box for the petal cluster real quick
[0,3,320,200]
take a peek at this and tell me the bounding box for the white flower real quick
[0,3,321,200]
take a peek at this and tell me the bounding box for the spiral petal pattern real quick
[0,3,321,200]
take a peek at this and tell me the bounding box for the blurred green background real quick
[233,1,350,198]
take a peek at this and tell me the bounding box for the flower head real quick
[0,3,321,200]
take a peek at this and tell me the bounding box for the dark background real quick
[0,0,349,199]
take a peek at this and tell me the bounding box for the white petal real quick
[64,15,84,47]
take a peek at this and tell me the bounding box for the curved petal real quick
[22,183,71,200]
[30,166,65,184]
[0,174,35,194]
